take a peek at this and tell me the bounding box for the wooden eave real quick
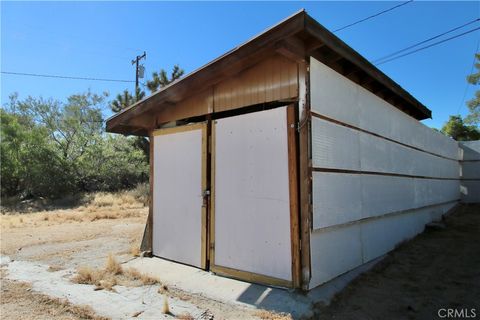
[106,10,431,136]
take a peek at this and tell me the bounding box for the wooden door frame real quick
[287,104,301,289]
[150,122,208,270]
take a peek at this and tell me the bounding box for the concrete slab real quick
[3,256,205,319]
[125,255,385,319]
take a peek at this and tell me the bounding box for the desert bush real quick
[132,182,149,205]
[1,93,149,202]
[90,193,116,207]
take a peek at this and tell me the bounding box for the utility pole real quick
[132,51,146,92]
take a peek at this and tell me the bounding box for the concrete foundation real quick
[125,255,384,319]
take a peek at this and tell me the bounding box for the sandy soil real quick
[1,201,479,319]
[1,199,148,320]
[0,198,285,320]
[314,204,480,320]
[1,271,107,320]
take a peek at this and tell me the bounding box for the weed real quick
[176,313,194,320]
[105,253,122,275]
[47,265,63,272]
[130,245,141,257]
[72,254,160,291]
[162,295,170,314]
[158,284,169,294]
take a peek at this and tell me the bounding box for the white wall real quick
[459,141,480,203]
[308,57,460,288]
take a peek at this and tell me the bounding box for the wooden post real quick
[298,61,311,290]
[140,133,154,254]
[287,104,301,288]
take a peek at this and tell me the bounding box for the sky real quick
[1,1,479,129]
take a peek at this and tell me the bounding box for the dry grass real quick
[0,191,148,229]
[73,266,106,287]
[157,284,169,294]
[90,191,140,208]
[130,245,141,257]
[176,312,194,320]
[47,265,63,272]
[254,310,293,320]
[72,253,160,291]
[162,295,170,314]
[105,253,122,275]
[123,268,160,285]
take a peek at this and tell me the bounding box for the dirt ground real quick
[1,270,107,320]
[1,197,479,319]
[0,193,289,320]
[1,193,148,319]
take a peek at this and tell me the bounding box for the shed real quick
[106,10,460,290]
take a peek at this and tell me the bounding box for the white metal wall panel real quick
[460,181,480,203]
[312,172,362,229]
[153,128,204,268]
[460,162,480,179]
[309,224,362,289]
[311,117,360,170]
[459,140,480,160]
[361,132,459,179]
[310,57,458,160]
[309,59,360,127]
[309,202,457,288]
[312,117,459,178]
[361,202,456,263]
[214,107,292,281]
[312,173,459,230]
[309,55,462,288]
[361,175,415,218]
[414,179,460,207]
[459,141,480,203]
[360,208,430,262]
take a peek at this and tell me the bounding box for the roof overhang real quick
[107,10,431,136]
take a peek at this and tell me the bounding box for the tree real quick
[146,65,184,93]
[109,87,149,158]
[1,91,149,199]
[1,108,74,198]
[77,134,148,191]
[465,53,480,125]
[15,91,105,163]
[440,115,480,141]
[110,87,145,112]
[110,65,185,159]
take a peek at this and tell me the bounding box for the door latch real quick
[202,189,210,207]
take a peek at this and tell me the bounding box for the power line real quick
[375,26,480,65]
[373,18,480,64]
[333,0,414,33]
[1,71,134,83]
[457,40,479,114]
